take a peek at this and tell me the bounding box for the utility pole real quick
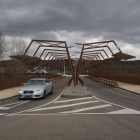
[64,60,65,75]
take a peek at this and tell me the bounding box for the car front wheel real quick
[42,90,46,99]
[50,87,53,94]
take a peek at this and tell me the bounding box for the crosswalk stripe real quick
[59,104,112,114]
[0,101,30,110]
[0,107,10,110]
[1,101,29,107]
[7,101,30,109]
[0,113,7,116]
[29,100,99,112]
[107,108,140,114]
[54,97,93,103]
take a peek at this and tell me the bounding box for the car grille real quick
[24,95,33,98]
[24,91,33,93]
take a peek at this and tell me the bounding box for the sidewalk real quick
[0,87,21,100]
[117,82,140,94]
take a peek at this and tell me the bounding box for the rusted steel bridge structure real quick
[10,40,76,86]
[75,40,135,85]
[10,39,136,87]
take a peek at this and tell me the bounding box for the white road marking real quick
[72,112,140,114]
[54,97,93,103]
[5,85,140,116]
[0,107,10,110]
[107,108,140,114]
[6,86,67,116]
[0,101,30,110]
[8,101,30,109]
[5,113,70,116]
[87,89,127,109]
[59,104,112,114]
[1,101,29,107]
[29,100,99,112]
[6,112,140,115]
[0,113,7,116]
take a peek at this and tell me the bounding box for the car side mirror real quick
[23,83,26,86]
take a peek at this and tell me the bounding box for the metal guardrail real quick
[87,76,118,86]
[89,75,140,85]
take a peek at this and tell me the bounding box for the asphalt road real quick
[82,77,140,111]
[0,77,140,140]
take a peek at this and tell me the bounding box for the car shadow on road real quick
[18,93,52,101]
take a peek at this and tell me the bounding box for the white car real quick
[18,78,53,99]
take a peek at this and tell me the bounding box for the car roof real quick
[30,78,47,80]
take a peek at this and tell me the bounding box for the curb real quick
[0,95,18,102]
[114,86,140,96]
[87,77,140,96]
[0,77,64,102]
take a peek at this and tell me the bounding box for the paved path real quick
[0,77,140,140]
[0,87,21,100]
[118,81,140,94]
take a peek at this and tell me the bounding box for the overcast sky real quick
[0,0,140,59]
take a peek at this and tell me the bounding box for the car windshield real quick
[26,80,44,85]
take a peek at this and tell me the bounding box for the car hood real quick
[19,85,45,91]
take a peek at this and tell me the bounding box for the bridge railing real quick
[0,75,63,91]
[89,75,140,85]
[87,76,118,86]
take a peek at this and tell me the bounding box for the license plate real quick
[24,93,32,95]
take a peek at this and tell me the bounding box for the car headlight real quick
[18,90,23,94]
[34,90,43,93]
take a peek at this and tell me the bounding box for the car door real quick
[45,79,50,94]
[46,79,52,93]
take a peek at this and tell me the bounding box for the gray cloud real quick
[0,0,140,58]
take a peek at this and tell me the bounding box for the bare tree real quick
[5,37,27,78]
[0,31,6,61]
[9,37,26,56]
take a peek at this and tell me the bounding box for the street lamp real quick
[75,43,83,45]
[67,46,75,48]
[71,54,74,56]
[74,51,81,58]
[74,51,81,53]
[62,47,74,75]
